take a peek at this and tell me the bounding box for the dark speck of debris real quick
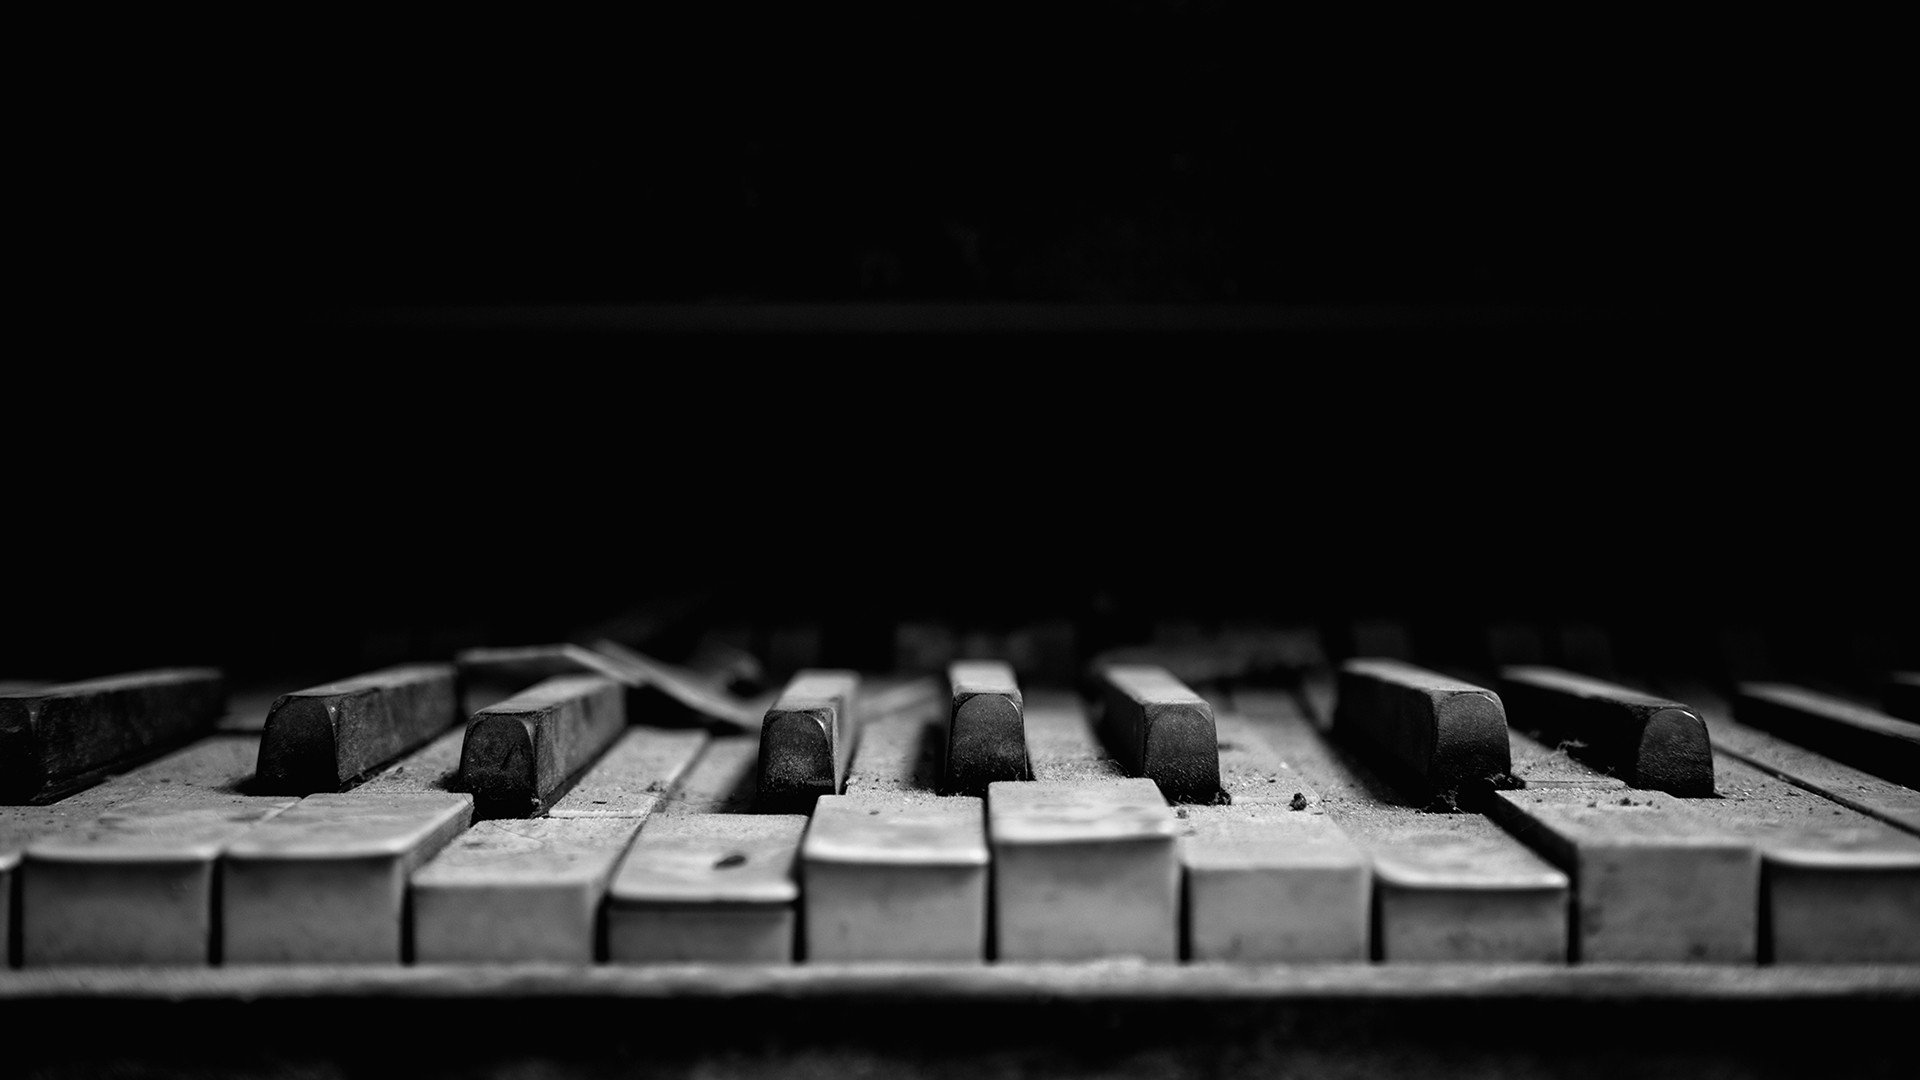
[714,852,748,869]
[1217,741,1239,752]
[1289,792,1309,811]
[1619,797,1635,806]
[1587,802,1598,808]
[869,809,881,815]
[1175,808,1189,819]
[592,800,608,805]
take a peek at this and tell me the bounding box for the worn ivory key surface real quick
[20,790,297,965]
[547,727,708,818]
[412,816,645,963]
[605,813,809,963]
[803,704,988,961]
[1179,710,1370,961]
[221,791,472,963]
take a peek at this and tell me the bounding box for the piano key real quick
[989,775,1178,961]
[1179,712,1370,961]
[1507,721,1918,960]
[220,791,472,963]
[654,735,759,815]
[1096,664,1223,804]
[1,668,227,803]
[1735,682,1920,787]
[1487,787,1758,962]
[253,663,460,794]
[460,674,626,818]
[1705,756,1920,962]
[1505,730,1629,791]
[20,790,298,965]
[55,731,264,814]
[604,814,808,963]
[1887,671,1920,724]
[1497,666,1715,795]
[1241,691,1569,962]
[800,699,986,961]
[410,817,644,963]
[2,807,85,965]
[546,728,708,818]
[1672,680,1920,837]
[802,794,988,961]
[1331,659,1512,806]
[756,670,860,813]
[944,660,1029,795]
[457,642,761,731]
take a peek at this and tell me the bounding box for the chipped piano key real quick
[254,663,461,794]
[460,674,626,818]
[605,814,807,963]
[20,790,297,965]
[220,791,472,963]
[756,670,860,813]
[1178,712,1370,962]
[1,669,228,803]
[1497,666,1715,796]
[411,817,644,963]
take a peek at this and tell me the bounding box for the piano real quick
[13,48,1906,1074]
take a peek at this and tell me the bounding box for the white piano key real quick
[221,791,472,963]
[547,727,708,819]
[988,775,1178,962]
[20,791,297,965]
[802,794,988,962]
[411,817,643,963]
[605,814,807,963]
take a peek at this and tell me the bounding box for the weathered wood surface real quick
[1,669,227,803]
[460,674,626,817]
[411,817,644,962]
[221,791,472,963]
[1736,683,1920,788]
[1498,666,1715,795]
[1096,664,1223,804]
[254,664,460,793]
[944,660,1028,794]
[756,670,860,813]
[1330,659,1512,805]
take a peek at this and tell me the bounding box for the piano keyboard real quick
[4,641,1916,1078]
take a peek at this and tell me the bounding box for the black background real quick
[7,9,1908,689]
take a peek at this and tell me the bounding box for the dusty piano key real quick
[1704,755,1920,962]
[411,817,643,963]
[1,668,227,803]
[802,705,987,961]
[1096,664,1223,804]
[1736,682,1920,787]
[547,728,708,818]
[1488,785,1758,963]
[1331,659,1513,806]
[20,790,297,965]
[1672,681,1920,837]
[1506,732,1629,791]
[3,807,84,966]
[1497,666,1715,795]
[605,814,808,963]
[220,791,472,963]
[756,670,859,813]
[253,664,461,794]
[654,736,759,816]
[354,726,465,794]
[943,660,1030,795]
[1242,693,1569,962]
[1178,712,1370,962]
[1886,671,1920,724]
[460,674,626,818]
